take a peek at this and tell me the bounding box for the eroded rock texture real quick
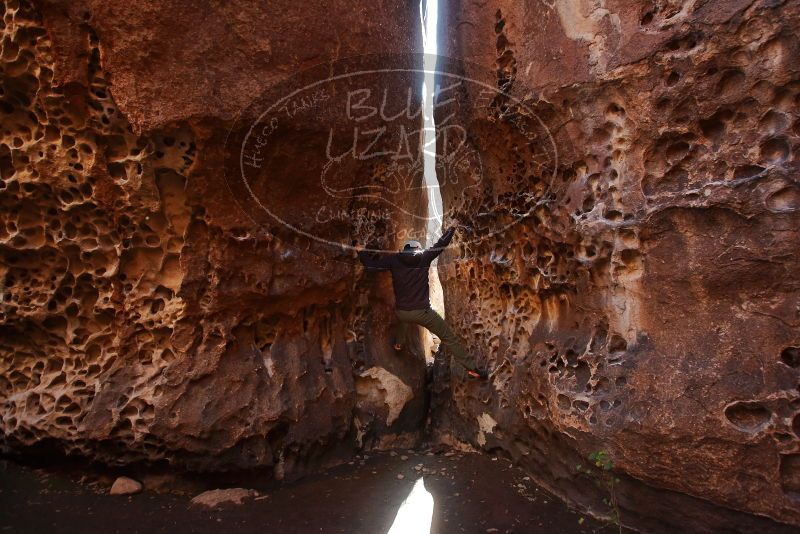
[433,0,800,530]
[3,0,800,531]
[0,0,428,474]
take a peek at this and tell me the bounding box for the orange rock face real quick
[2,0,800,531]
[432,0,800,530]
[1,0,427,474]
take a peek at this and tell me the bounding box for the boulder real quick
[190,488,259,508]
[109,477,143,496]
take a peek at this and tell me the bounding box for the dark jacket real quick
[357,228,455,310]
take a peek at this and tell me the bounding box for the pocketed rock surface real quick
[432,0,800,530]
[0,0,427,475]
[1,0,799,532]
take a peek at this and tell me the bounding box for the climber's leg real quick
[392,316,410,351]
[397,308,475,371]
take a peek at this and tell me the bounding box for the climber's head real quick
[402,240,422,254]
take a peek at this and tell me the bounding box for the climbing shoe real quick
[467,367,489,380]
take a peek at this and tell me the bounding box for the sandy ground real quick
[0,450,615,534]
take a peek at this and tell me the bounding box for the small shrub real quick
[576,449,622,533]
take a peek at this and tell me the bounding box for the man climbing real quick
[355,226,488,380]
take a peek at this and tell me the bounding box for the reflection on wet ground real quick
[0,450,605,534]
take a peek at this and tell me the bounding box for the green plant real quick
[576,450,622,533]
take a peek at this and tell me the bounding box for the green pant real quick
[394,308,474,370]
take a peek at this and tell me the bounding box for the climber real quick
[355,226,488,380]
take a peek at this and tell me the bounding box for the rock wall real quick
[433,0,800,530]
[3,0,800,531]
[0,0,428,474]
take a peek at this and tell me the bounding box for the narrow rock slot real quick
[421,0,446,360]
[1,1,799,533]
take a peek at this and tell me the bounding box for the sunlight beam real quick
[420,0,442,242]
[386,477,434,534]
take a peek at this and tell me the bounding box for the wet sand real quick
[0,450,612,534]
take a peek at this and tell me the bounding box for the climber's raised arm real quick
[355,242,394,270]
[420,226,456,263]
